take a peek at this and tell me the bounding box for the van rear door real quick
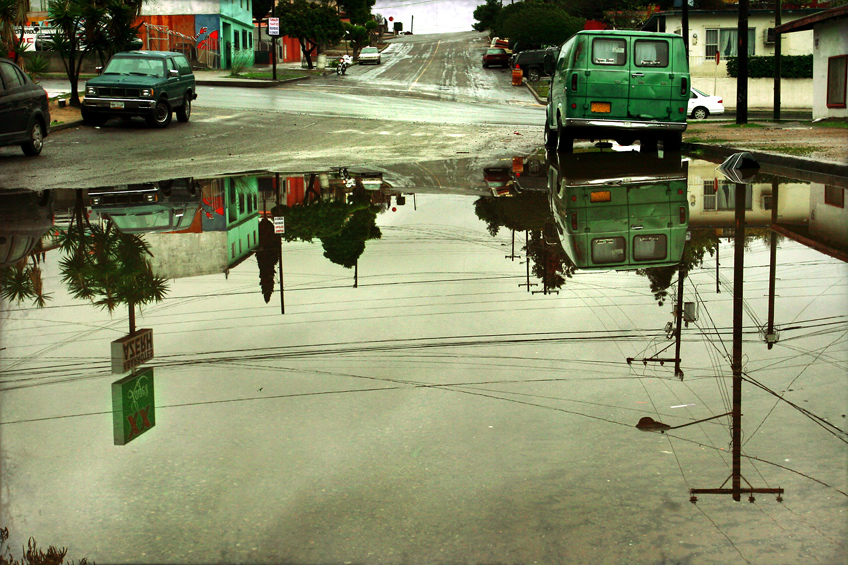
[585,35,629,119]
[627,36,676,121]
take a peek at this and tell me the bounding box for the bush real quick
[23,53,50,83]
[726,55,813,78]
[0,527,93,565]
[229,48,254,76]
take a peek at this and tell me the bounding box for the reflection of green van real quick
[547,151,689,270]
[544,30,690,152]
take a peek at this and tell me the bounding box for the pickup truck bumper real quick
[83,97,156,113]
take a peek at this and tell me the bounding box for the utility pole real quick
[773,0,782,121]
[689,181,783,503]
[736,0,750,124]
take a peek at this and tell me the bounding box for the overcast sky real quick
[373,0,480,34]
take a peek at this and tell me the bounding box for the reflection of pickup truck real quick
[510,49,553,82]
[89,179,199,234]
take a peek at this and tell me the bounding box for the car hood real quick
[87,74,163,88]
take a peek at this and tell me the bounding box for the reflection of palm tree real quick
[56,191,169,334]
[0,243,50,308]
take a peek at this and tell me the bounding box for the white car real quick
[358,47,381,65]
[688,88,724,120]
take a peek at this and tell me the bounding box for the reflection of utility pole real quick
[532,241,559,296]
[765,182,779,349]
[689,179,783,503]
[354,260,358,288]
[506,230,520,260]
[276,173,284,315]
[715,243,721,294]
[517,231,537,292]
[627,267,684,379]
[673,268,685,379]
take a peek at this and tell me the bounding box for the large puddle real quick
[1,149,846,564]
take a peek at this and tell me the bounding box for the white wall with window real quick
[816,18,848,119]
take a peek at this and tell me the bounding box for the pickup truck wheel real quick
[176,94,191,122]
[147,99,172,128]
[20,121,44,156]
[528,68,540,82]
[81,108,107,127]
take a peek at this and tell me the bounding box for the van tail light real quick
[570,213,578,231]
[571,73,578,91]
[681,77,688,96]
[679,206,686,224]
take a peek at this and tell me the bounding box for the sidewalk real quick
[193,63,329,88]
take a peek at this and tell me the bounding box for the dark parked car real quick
[82,50,196,128]
[482,48,510,68]
[0,58,50,156]
[511,49,553,82]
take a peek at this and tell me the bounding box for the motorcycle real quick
[336,55,353,75]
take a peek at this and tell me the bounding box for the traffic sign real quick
[274,216,285,234]
[268,17,279,36]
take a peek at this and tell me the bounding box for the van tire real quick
[662,133,682,152]
[544,120,558,149]
[556,117,573,153]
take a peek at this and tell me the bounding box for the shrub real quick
[229,48,254,76]
[0,527,93,565]
[23,53,50,83]
[726,55,813,78]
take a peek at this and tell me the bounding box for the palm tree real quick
[0,0,31,63]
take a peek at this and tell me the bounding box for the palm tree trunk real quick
[128,303,136,335]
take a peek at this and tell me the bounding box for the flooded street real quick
[1,148,846,564]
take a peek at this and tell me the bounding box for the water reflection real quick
[0,151,846,564]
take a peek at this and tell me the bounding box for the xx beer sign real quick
[112,368,156,445]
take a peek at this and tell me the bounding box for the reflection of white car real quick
[688,88,724,120]
[358,47,381,65]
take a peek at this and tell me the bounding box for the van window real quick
[592,38,626,66]
[633,234,667,261]
[592,237,626,264]
[634,40,669,67]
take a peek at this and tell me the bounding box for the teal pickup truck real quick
[82,51,196,128]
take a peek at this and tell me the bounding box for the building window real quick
[705,28,755,58]
[824,186,845,208]
[827,55,847,108]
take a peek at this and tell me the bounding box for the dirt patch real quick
[48,99,82,126]
[684,120,848,164]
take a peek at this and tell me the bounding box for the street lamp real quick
[636,412,733,433]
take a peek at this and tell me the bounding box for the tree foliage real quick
[493,2,585,50]
[472,0,501,32]
[345,21,376,58]
[48,0,144,107]
[275,0,345,69]
[0,0,30,62]
[337,0,376,26]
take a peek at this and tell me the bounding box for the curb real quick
[195,74,313,88]
[683,142,848,184]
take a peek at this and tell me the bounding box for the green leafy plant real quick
[726,55,813,79]
[23,53,50,83]
[229,48,254,76]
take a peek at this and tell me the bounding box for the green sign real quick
[112,368,155,445]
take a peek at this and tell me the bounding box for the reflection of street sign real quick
[112,368,155,445]
[268,17,279,36]
[274,216,285,234]
[111,329,153,374]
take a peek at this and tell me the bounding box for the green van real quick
[547,151,689,270]
[544,30,690,152]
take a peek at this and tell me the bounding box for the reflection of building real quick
[688,161,847,261]
[144,176,260,278]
